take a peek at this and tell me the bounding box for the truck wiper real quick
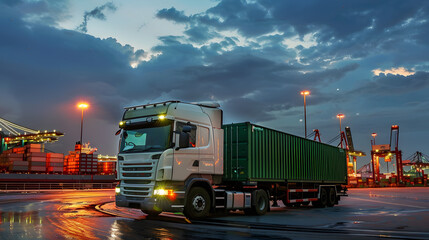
[121,146,163,153]
[121,148,142,153]
[141,146,162,152]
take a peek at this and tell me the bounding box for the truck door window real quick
[198,126,209,147]
[176,122,196,148]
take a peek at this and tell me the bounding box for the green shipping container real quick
[223,122,347,184]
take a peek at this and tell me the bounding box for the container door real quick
[224,124,248,180]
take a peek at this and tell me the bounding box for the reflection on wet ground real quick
[0,211,43,239]
[0,188,428,239]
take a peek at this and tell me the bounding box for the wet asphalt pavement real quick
[0,188,429,240]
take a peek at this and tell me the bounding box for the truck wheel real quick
[184,187,211,219]
[255,189,270,215]
[327,188,336,207]
[313,188,328,208]
[142,209,161,216]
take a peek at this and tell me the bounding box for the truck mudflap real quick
[337,186,348,197]
[115,193,185,212]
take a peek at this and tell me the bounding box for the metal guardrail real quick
[0,182,116,191]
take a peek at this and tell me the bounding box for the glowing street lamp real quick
[371,132,377,145]
[336,113,345,133]
[78,103,89,149]
[300,90,310,138]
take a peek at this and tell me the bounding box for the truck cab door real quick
[197,125,215,174]
[172,122,199,181]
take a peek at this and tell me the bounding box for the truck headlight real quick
[154,188,170,196]
[115,187,121,194]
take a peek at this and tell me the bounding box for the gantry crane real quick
[403,151,429,178]
[327,127,366,178]
[0,117,63,153]
[371,125,403,185]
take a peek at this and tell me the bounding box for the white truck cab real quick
[115,101,224,217]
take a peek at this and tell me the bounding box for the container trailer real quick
[115,101,348,219]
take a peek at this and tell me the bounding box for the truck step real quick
[288,198,318,203]
[287,189,318,193]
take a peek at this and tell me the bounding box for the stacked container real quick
[47,153,64,173]
[97,161,116,174]
[25,144,46,172]
[27,152,47,172]
[64,152,98,174]
[3,153,26,171]
[79,153,98,173]
[64,151,79,174]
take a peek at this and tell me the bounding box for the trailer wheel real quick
[184,187,211,219]
[327,188,336,207]
[313,188,328,208]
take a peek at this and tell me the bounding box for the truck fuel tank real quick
[225,191,251,209]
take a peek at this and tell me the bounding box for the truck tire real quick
[142,210,161,216]
[313,187,328,208]
[246,189,269,215]
[327,188,336,207]
[184,187,211,219]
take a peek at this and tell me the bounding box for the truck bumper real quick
[115,194,184,212]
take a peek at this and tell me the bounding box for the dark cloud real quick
[2,0,429,160]
[0,3,131,154]
[77,2,116,33]
[184,26,219,43]
[157,0,429,68]
[0,0,69,26]
[156,7,189,23]
[352,71,429,96]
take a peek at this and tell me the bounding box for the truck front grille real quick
[122,167,152,171]
[122,173,151,177]
[123,191,149,196]
[119,160,156,198]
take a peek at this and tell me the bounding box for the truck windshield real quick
[119,120,172,153]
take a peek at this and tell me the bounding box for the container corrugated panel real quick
[223,122,347,184]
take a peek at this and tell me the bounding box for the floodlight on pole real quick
[371,132,377,145]
[300,90,310,138]
[336,113,345,133]
[78,102,89,149]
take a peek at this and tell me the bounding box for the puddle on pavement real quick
[61,203,111,218]
[322,220,366,228]
[1,211,42,225]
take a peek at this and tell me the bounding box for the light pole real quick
[336,113,344,133]
[300,90,310,138]
[78,103,89,148]
[371,132,377,146]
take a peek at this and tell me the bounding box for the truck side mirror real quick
[178,132,190,149]
[182,125,192,133]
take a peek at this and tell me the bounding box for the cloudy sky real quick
[1,0,428,170]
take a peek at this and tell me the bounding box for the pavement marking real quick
[95,203,145,220]
[94,202,192,223]
[349,196,428,209]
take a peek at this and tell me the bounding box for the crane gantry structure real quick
[0,117,63,153]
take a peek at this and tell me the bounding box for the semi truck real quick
[115,101,348,219]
